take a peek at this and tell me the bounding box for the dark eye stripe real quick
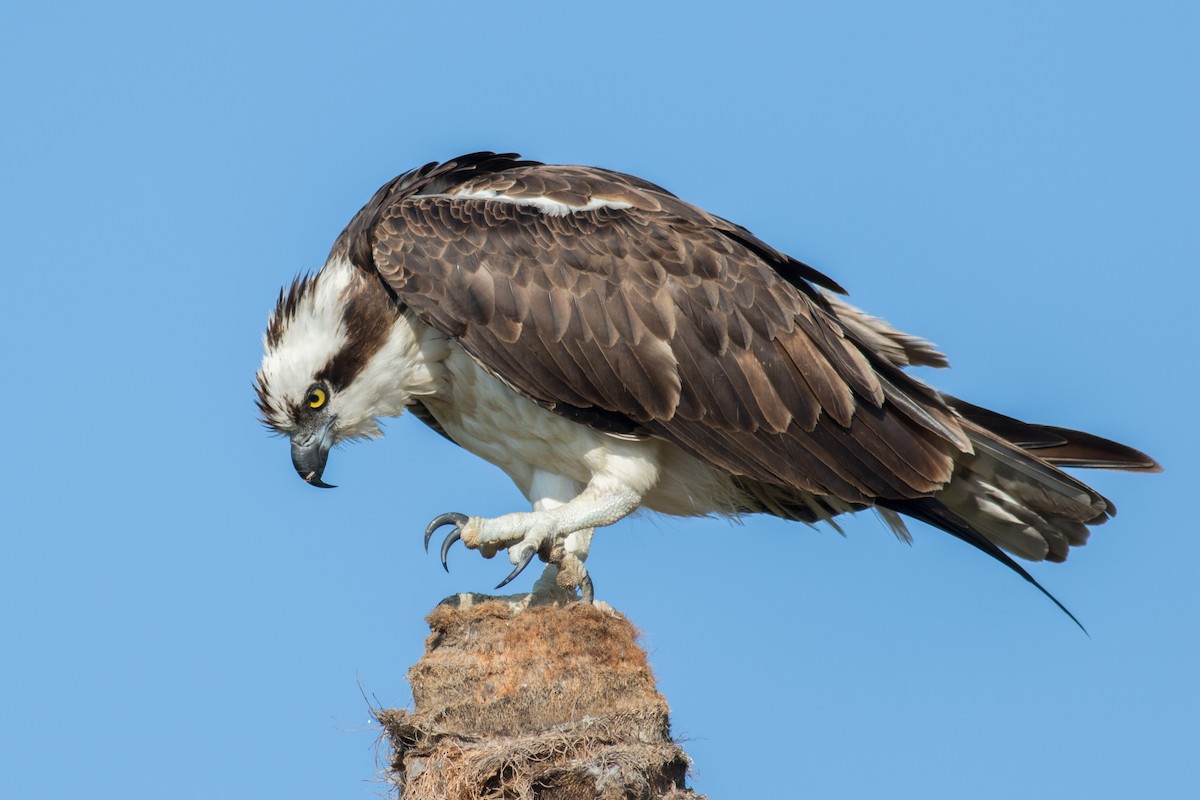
[314,282,396,390]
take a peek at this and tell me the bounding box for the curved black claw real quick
[423,512,468,572]
[580,573,594,605]
[439,530,461,573]
[494,547,537,590]
[424,512,467,552]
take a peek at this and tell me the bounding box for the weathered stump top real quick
[378,595,704,799]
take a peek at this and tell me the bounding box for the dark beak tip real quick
[302,473,337,489]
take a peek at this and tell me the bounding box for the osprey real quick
[256,152,1157,621]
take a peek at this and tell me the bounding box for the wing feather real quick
[350,164,970,507]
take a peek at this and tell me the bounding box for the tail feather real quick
[967,431,1107,517]
[809,299,1157,628]
[927,418,1111,564]
[736,384,1156,627]
[1028,426,1161,471]
[887,403,1156,630]
[879,496,1088,633]
[945,396,1161,472]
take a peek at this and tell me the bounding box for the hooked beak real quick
[291,418,337,488]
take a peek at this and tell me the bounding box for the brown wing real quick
[346,159,972,506]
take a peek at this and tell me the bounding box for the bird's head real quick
[255,257,428,488]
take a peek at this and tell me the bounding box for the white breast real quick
[418,341,740,517]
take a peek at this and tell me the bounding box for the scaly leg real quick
[527,475,594,600]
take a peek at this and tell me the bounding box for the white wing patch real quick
[450,187,633,217]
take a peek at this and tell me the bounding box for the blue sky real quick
[2,2,1195,797]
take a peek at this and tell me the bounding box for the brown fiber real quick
[377,597,704,799]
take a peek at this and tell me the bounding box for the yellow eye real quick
[306,387,327,409]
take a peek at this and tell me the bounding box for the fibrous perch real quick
[376,594,705,800]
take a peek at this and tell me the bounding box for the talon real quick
[440,530,461,572]
[424,512,468,553]
[494,547,537,590]
[580,573,594,604]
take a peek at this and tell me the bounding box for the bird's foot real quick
[423,510,595,602]
[532,552,594,604]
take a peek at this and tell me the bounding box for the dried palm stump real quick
[377,595,704,800]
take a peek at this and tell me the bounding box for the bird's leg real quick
[424,472,642,599]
